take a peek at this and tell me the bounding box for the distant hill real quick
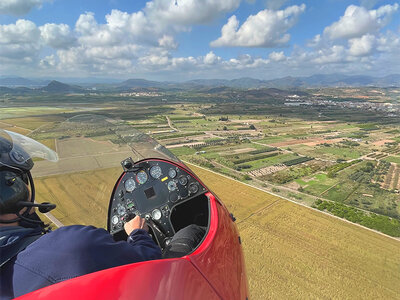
[118,74,400,89]
[40,80,85,93]
[261,74,400,88]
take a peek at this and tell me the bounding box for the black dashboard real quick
[107,159,206,243]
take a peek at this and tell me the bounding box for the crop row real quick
[248,147,277,155]
[384,147,400,154]
[367,152,388,159]
[282,156,313,166]
[233,152,278,165]
[156,131,204,140]
[374,153,388,159]
[327,160,361,178]
[191,140,226,149]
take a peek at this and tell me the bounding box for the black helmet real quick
[0,130,58,224]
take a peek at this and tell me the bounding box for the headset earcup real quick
[0,171,30,214]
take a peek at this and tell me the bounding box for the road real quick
[43,211,64,228]
[165,116,178,132]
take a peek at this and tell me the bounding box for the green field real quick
[384,156,400,164]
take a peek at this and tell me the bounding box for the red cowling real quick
[16,193,248,300]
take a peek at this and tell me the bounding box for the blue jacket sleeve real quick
[14,225,162,285]
[126,229,162,261]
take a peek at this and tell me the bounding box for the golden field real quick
[34,167,122,228]
[189,164,400,300]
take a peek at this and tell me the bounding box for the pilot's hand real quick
[124,215,149,235]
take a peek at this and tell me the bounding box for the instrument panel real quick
[108,159,206,237]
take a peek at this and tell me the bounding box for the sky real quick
[0,0,399,81]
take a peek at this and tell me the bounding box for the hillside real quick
[40,80,85,93]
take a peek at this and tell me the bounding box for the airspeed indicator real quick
[136,170,148,184]
[150,165,162,179]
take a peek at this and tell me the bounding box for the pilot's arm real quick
[9,217,161,297]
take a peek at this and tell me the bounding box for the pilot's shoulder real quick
[48,225,108,239]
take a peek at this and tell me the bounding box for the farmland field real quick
[384,156,400,164]
[3,87,400,298]
[35,167,122,227]
[189,165,400,300]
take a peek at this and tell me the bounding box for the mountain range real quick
[0,74,399,93]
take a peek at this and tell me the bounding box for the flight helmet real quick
[0,129,58,224]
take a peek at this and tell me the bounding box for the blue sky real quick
[0,0,399,80]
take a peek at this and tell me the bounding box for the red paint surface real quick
[16,259,219,300]
[190,195,248,300]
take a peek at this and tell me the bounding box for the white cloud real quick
[145,0,241,27]
[0,20,41,62]
[0,0,243,76]
[348,34,375,56]
[323,4,399,40]
[139,53,170,67]
[0,20,76,64]
[203,51,221,64]
[269,51,286,61]
[75,12,99,35]
[40,23,76,49]
[1,1,400,79]
[0,19,40,44]
[0,0,48,16]
[210,4,306,47]
[158,35,178,49]
[376,31,400,52]
[312,45,347,64]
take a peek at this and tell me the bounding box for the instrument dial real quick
[111,215,119,225]
[152,209,162,221]
[188,182,199,194]
[178,175,188,186]
[150,165,162,179]
[125,178,136,192]
[117,204,126,216]
[136,170,148,185]
[167,180,177,191]
[168,168,177,179]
